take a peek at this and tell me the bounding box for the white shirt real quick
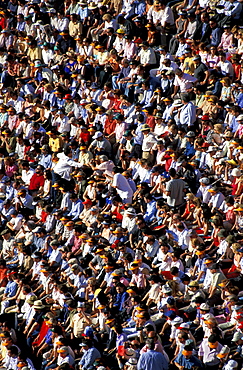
[112,173,133,200]
[22,168,35,185]
[160,6,174,27]
[138,47,157,65]
[217,60,234,78]
[142,132,157,151]
[174,73,197,93]
[8,214,23,231]
[208,192,225,209]
[54,153,83,181]
[53,115,70,134]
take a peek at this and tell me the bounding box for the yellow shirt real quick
[69,21,82,38]
[27,47,42,61]
[183,57,195,75]
[71,313,90,338]
[49,137,63,153]
[97,51,109,65]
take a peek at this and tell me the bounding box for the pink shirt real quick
[124,41,137,60]
[130,271,146,288]
[114,122,126,141]
[219,32,233,50]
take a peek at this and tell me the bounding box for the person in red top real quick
[29,165,45,196]
[104,111,117,136]
[231,55,241,81]
[111,89,123,112]
[79,126,90,145]
[0,259,8,288]
[143,108,155,130]
[0,12,7,31]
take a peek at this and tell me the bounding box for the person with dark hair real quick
[78,339,101,370]
[111,167,133,204]
[164,168,186,210]
[179,93,197,130]
[143,194,157,223]
[137,338,169,370]
[28,165,45,197]
[174,344,203,369]
[53,146,84,187]
[198,334,223,369]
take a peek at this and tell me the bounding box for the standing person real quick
[141,124,157,162]
[164,168,186,211]
[111,167,133,204]
[137,338,169,370]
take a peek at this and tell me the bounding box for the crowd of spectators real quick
[1,0,243,369]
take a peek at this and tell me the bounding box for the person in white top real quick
[172,68,197,96]
[160,3,174,28]
[216,52,234,78]
[137,42,157,67]
[54,148,83,182]
[21,161,35,186]
[6,211,23,232]
[112,167,133,203]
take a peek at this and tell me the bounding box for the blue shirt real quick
[134,0,146,15]
[38,154,52,169]
[210,80,222,97]
[144,200,157,222]
[67,199,83,221]
[77,6,89,21]
[79,347,101,370]
[114,291,129,311]
[237,92,243,108]
[211,27,222,46]
[137,350,169,370]
[229,116,239,133]
[184,142,196,158]
[4,280,18,297]
[45,329,53,345]
[175,353,203,369]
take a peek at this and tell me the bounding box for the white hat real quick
[199,177,210,185]
[125,348,136,357]
[178,322,190,329]
[200,303,210,310]
[236,114,243,121]
[93,131,103,139]
[126,358,138,365]
[231,168,241,177]
[173,99,182,107]
[203,313,214,320]
[171,317,183,326]
[80,99,88,105]
[213,152,224,159]
[232,331,243,342]
[207,146,217,153]
[224,360,238,369]
[33,300,45,309]
[162,285,172,294]
[68,258,78,265]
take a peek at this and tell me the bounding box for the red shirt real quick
[146,116,156,130]
[0,18,6,30]
[233,63,241,80]
[80,132,90,143]
[104,118,117,135]
[29,173,45,191]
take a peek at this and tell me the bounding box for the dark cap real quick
[209,263,219,270]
